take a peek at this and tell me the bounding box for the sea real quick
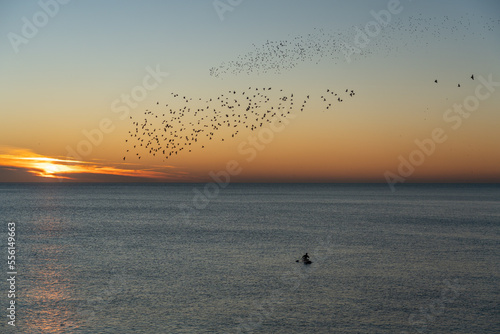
[0,183,498,334]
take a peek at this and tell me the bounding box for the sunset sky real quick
[1,0,499,182]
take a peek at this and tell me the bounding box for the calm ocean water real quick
[0,183,498,333]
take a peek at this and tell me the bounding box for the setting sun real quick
[32,162,71,178]
[0,146,185,182]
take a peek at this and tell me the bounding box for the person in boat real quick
[302,253,310,262]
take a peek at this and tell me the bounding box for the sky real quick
[0,0,499,183]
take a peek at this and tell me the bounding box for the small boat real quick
[296,259,312,265]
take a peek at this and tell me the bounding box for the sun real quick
[0,146,177,181]
[33,162,73,178]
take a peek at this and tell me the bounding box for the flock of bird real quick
[209,14,499,78]
[123,70,480,161]
[123,13,497,161]
[123,87,356,161]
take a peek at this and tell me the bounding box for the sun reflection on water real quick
[20,219,80,333]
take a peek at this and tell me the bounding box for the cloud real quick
[0,146,187,182]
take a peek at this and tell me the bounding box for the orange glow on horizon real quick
[0,146,186,181]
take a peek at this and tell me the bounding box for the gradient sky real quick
[1,0,499,182]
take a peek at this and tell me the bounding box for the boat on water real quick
[300,253,311,264]
[296,254,312,264]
